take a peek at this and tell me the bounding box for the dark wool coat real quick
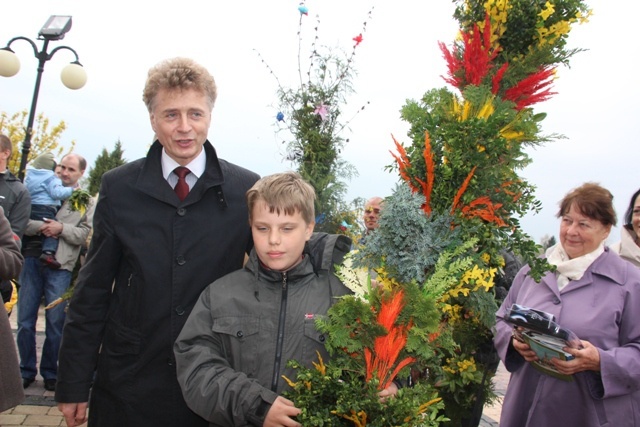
[55,141,259,427]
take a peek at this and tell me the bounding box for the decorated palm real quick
[281,0,591,425]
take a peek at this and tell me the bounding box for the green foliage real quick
[451,0,592,94]
[422,239,479,301]
[376,0,590,423]
[284,357,448,427]
[259,10,372,235]
[0,110,74,176]
[354,186,463,285]
[283,282,446,426]
[68,189,92,213]
[87,140,127,195]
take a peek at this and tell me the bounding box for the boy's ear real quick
[305,221,315,239]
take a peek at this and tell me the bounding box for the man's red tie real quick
[174,167,190,201]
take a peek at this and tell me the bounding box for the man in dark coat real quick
[55,57,260,427]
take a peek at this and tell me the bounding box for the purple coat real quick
[494,248,640,427]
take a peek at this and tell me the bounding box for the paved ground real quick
[3,304,508,426]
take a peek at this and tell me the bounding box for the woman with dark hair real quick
[611,188,640,267]
[493,182,640,427]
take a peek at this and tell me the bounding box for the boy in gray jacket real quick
[174,172,356,426]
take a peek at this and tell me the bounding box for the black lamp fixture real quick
[0,15,87,180]
[39,15,73,40]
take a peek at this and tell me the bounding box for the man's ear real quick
[150,114,157,133]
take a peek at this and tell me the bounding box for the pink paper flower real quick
[314,104,329,121]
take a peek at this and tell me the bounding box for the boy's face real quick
[251,200,314,272]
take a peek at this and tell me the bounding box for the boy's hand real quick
[378,381,399,402]
[263,396,301,427]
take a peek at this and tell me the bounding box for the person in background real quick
[610,188,640,267]
[17,153,93,393]
[0,134,31,238]
[0,206,25,412]
[0,134,31,311]
[55,57,260,427]
[174,172,397,426]
[494,182,640,427]
[24,152,76,270]
[359,196,383,244]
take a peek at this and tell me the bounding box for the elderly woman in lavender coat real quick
[494,183,640,427]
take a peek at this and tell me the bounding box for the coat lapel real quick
[134,140,226,207]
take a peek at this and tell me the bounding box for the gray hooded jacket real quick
[175,232,352,426]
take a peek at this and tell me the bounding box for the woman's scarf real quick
[545,242,605,290]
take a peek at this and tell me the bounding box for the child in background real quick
[174,172,396,426]
[24,152,74,269]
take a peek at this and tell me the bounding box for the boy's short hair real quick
[246,171,316,225]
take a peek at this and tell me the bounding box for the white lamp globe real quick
[0,49,21,77]
[60,62,87,89]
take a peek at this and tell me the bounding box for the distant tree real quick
[0,110,74,176]
[540,234,557,252]
[86,140,127,195]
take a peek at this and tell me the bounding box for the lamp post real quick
[0,15,87,181]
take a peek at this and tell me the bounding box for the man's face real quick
[363,199,382,232]
[150,87,212,166]
[58,155,84,187]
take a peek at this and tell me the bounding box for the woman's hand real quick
[511,327,539,362]
[551,340,601,374]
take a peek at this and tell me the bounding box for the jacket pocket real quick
[302,316,329,366]
[212,316,260,377]
[111,266,140,328]
[96,322,142,391]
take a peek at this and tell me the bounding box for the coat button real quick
[177,208,186,216]
[236,331,244,338]
[553,297,561,304]
[167,357,173,366]
[176,256,185,265]
[175,306,185,315]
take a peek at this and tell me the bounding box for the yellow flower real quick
[336,410,368,427]
[498,254,506,267]
[539,1,554,21]
[312,350,327,375]
[416,397,443,415]
[457,358,477,373]
[476,98,495,119]
[282,375,297,388]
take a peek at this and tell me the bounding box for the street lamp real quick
[0,15,87,181]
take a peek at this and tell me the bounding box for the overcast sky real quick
[2,0,637,244]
